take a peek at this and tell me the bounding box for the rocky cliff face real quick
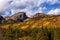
[4,12,28,23]
[0,15,5,23]
[10,12,28,21]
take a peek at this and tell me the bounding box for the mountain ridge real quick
[0,12,60,29]
[0,12,60,24]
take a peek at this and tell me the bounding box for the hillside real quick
[0,12,60,40]
[0,13,60,29]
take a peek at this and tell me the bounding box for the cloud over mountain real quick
[0,0,60,16]
[48,8,60,15]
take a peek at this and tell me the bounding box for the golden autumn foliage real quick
[0,15,60,29]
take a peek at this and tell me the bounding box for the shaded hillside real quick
[0,15,5,24]
[0,13,60,29]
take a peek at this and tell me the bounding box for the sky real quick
[0,0,60,16]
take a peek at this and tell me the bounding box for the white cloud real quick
[0,0,60,16]
[0,0,12,11]
[48,8,60,15]
[46,0,60,5]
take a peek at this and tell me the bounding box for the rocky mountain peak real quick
[4,12,28,23]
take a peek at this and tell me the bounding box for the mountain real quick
[0,12,60,40]
[30,13,53,19]
[4,12,28,23]
[10,12,28,21]
[5,16,11,21]
[0,15,5,23]
[0,12,60,29]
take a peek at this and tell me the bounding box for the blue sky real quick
[0,0,60,16]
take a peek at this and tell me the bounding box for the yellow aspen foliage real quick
[1,24,10,29]
[21,25,29,30]
[43,22,50,26]
[31,21,39,28]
